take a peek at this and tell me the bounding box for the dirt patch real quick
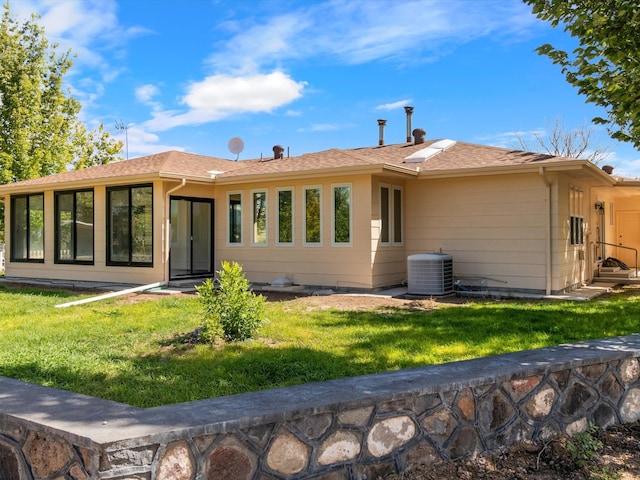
[383,421,640,480]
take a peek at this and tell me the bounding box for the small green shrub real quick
[196,261,266,342]
[567,423,603,468]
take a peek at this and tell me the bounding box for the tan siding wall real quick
[404,174,549,292]
[214,175,375,289]
[370,177,407,288]
[554,175,589,292]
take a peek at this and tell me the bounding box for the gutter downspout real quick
[539,167,552,295]
[164,179,187,284]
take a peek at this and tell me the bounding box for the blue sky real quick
[12,0,640,176]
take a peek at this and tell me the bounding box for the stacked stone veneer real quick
[1,335,640,480]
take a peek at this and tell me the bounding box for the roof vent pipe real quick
[413,128,426,145]
[404,106,414,143]
[377,119,387,146]
[273,145,284,159]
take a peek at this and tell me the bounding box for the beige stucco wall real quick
[554,175,588,292]
[370,176,408,288]
[403,173,551,293]
[214,174,376,289]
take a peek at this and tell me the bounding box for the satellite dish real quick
[228,137,244,160]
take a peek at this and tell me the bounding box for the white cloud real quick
[143,72,306,131]
[376,100,413,111]
[136,84,160,103]
[604,153,640,179]
[207,0,538,73]
[297,123,356,133]
[15,0,147,72]
[125,126,185,157]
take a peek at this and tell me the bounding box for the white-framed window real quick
[251,190,268,246]
[569,185,584,246]
[380,184,403,246]
[227,191,243,245]
[332,183,352,246]
[276,187,294,246]
[304,186,322,246]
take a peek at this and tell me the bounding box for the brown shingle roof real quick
[0,150,240,189]
[216,140,569,179]
[0,140,581,192]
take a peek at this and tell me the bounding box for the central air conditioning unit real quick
[407,253,454,295]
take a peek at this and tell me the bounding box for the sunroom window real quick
[10,193,44,262]
[107,185,153,266]
[55,190,94,264]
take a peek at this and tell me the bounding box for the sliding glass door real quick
[170,197,213,278]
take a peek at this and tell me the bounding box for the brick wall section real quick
[0,335,639,479]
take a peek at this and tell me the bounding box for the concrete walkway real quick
[371,282,618,302]
[0,276,619,302]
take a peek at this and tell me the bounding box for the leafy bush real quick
[567,423,603,468]
[196,261,266,342]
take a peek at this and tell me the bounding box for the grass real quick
[0,284,639,408]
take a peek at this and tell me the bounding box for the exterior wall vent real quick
[407,253,454,295]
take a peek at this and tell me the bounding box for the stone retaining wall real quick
[1,335,640,479]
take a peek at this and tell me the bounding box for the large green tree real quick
[0,2,122,185]
[525,0,640,149]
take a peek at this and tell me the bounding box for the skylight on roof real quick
[404,139,457,163]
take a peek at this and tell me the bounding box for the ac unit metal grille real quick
[407,253,454,295]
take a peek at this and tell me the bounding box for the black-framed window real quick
[570,185,584,246]
[55,190,94,264]
[228,192,242,244]
[10,193,44,262]
[380,185,403,245]
[332,184,351,245]
[277,188,294,245]
[304,186,322,245]
[106,184,153,266]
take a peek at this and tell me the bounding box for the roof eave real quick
[0,171,220,195]
[158,172,217,183]
[417,159,617,184]
[213,163,418,185]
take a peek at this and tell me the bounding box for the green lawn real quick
[0,284,639,408]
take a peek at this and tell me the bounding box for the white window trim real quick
[303,185,323,247]
[250,189,268,247]
[227,191,243,247]
[276,187,295,247]
[331,183,352,247]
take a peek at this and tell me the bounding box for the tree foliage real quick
[0,2,122,185]
[524,0,640,149]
